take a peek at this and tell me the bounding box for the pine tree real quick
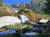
[0,0,4,7]
[45,0,50,14]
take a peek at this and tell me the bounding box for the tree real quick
[45,0,50,14]
[25,5,29,9]
[21,6,24,10]
[33,4,37,13]
[0,0,4,7]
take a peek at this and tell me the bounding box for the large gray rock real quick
[0,16,21,28]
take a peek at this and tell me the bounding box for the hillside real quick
[4,3,13,9]
[0,7,13,17]
[15,9,50,23]
[4,3,17,13]
[15,9,39,23]
[12,0,46,13]
[3,0,47,13]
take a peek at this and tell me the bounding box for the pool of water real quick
[0,28,20,35]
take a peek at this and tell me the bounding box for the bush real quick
[13,32,21,37]
[0,8,12,17]
[21,28,30,34]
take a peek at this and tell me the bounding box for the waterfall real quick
[20,15,30,23]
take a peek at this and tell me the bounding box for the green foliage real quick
[25,5,29,9]
[15,10,28,16]
[8,23,29,29]
[23,12,29,15]
[15,13,20,16]
[39,14,50,17]
[0,0,4,7]
[33,4,37,13]
[13,32,21,37]
[44,0,50,14]
[21,6,24,10]
[21,28,30,33]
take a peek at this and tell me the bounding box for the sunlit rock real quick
[39,19,48,23]
[0,16,21,28]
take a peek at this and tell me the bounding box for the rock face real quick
[12,3,25,9]
[11,0,46,13]
[12,3,20,8]
[0,16,21,28]
[26,2,31,8]
[4,3,17,13]
[4,3,13,9]
[4,0,46,13]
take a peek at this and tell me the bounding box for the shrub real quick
[21,28,30,34]
[0,8,12,17]
[13,32,21,37]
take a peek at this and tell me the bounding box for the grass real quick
[0,28,6,32]
[38,14,50,18]
[0,23,30,31]
[8,23,29,28]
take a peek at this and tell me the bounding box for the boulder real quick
[0,16,21,28]
[39,19,48,23]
